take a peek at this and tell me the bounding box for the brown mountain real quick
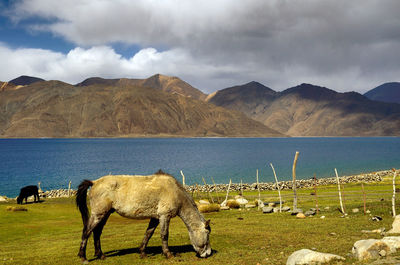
[0,80,283,138]
[77,74,207,100]
[208,83,400,136]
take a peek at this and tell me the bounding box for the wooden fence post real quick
[392,168,397,217]
[221,179,232,206]
[313,174,319,214]
[180,170,186,186]
[270,163,282,212]
[335,168,345,214]
[362,182,366,215]
[256,169,261,202]
[211,177,221,203]
[292,151,300,211]
[68,181,72,197]
[202,177,214,203]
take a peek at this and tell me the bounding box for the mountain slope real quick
[209,83,400,136]
[9,75,45,86]
[0,80,282,138]
[364,82,400,104]
[77,74,207,100]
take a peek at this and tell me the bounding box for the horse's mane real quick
[154,170,200,213]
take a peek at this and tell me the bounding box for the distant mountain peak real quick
[9,75,45,86]
[364,82,400,104]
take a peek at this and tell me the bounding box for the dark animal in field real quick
[76,170,212,263]
[17,185,40,204]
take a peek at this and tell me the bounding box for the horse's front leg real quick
[139,218,159,258]
[159,215,173,258]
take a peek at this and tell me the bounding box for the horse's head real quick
[189,219,212,258]
[16,196,22,204]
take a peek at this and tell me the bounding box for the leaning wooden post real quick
[361,182,366,215]
[202,177,214,203]
[256,169,261,202]
[240,179,243,196]
[292,151,300,211]
[335,168,345,214]
[221,179,232,206]
[392,168,397,217]
[68,180,72,197]
[313,174,319,214]
[180,170,186,186]
[270,163,282,212]
[211,177,221,203]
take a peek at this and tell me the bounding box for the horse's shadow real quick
[88,244,193,261]
[21,200,44,204]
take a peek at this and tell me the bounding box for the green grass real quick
[1,178,400,265]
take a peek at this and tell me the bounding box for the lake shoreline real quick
[1,169,396,200]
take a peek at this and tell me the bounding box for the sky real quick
[0,0,400,94]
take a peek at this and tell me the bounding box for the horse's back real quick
[89,174,184,219]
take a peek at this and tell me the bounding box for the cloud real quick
[5,0,400,93]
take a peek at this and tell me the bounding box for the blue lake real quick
[1,137,399,197]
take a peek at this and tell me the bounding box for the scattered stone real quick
[6,206,27,212]
[273,207,279,213]
[286,249,345,265]
[352,237,400,261]
[198,199,210,204]
[245,204,256,208]
[262,206,274,214]
[379,249,387,257]
[329,232,337,236]
[296,213,306,219]
[268,202,276,207]
[220,206,230,210]
[291,208,303,215]
[0,196,7,202]
[281,206,291,212]
[387,215,400,234]
[361,228,385,234]
[235,196,248,205]
[352,208,360,213]
[304,210,316,217]
[366,210,371,214]
[320,216,326,219]
[372,216,383,222]
[324,206,330,210]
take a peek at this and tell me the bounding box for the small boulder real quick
[286,249,345,265]
[0,196,7,202]
[235,196,248,205]
[387,215,400,234]
[352,237,400,261]
[262,206,274,214]
[245,204,256,208]
[352,208,360,213]
[291,208,303,215]
[220,206,230,210]
[296,213,306,219]
[268,202,276,207]
[304,210,316,217]
[199,199,210,205]
[281,206,291,212]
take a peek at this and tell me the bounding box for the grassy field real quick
[1,177,400,265]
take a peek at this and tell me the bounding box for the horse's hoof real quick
[80,257,89,264]
[140,253,147,259]
[165,252,174,259]
[99,254,106,260]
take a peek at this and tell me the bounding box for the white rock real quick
[245,204,256,208]
[0,196,7,202]
[220,206,230,210]
[352,237,400,261]
[286,249,345,265]
[352,208,359,213]
[235,197,248,205]
[199,200,210,205]
[387,215,400,234]
[320,216,326,219]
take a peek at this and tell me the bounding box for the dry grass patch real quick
[198,203,220,213]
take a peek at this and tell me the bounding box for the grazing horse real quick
[17,185,40,204]
[76,170,212,263]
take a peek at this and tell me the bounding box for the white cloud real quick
[4,0,400,92]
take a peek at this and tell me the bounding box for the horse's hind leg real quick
[159,215,173,258]
[93,210,113,260]
[78,212,109,263]
[139,218,159,258]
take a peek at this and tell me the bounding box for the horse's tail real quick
[76,180,93,226]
